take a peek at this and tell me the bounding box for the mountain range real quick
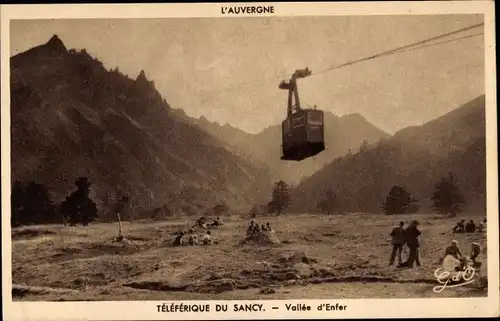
[10,35,273,217]
[290,95,486,214]
[10,35,486,219]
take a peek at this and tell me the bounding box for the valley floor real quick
[10,213,488,301]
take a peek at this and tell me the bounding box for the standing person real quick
[389,221,406,266]
[399,220,422,268]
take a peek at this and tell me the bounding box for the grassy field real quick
[11,212,488,301]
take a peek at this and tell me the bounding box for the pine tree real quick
[269,180,291,215]
[11,181,57,226]
[61,177,98,226]
[431,172,465,216]
[383,185,420,215]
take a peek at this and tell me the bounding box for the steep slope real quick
[291,95,486,214]
[171,108,390,183]
[10,35,273,216]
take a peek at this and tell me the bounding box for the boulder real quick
[293,262,313,278]
[241,231,280,245]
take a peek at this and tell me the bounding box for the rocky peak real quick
[46,34,67,53]
[136,70,149,83]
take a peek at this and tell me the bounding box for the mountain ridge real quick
[290,95,486,214]
[10,35,273,218]
[172,106,391,183]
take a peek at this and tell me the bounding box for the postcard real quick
[1,1,498,320]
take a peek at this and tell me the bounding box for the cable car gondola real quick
[279,67,325,161]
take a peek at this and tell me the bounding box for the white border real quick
[1,2,499,320]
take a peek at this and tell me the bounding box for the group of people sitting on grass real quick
[172,229,213,246]
[194,216,224,229]
[452,219,486,233]
[441,240,482,272]
[246,220,274,236]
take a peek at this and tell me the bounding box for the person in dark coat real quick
[389,221,406,266]
[173,231,184,246]
[470,242,482,268]
[398,220,421,268]
[247,221,255,236]
[465,220,476,233]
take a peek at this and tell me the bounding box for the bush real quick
[383,185,420,215]
[60,177,98,226]
[11,180,58,226]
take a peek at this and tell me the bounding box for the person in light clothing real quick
[202,231,212,245]
[444,240,462,260]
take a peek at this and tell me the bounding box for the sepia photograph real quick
[1,2,498,319]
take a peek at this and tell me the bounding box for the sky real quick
[10,15,485,134]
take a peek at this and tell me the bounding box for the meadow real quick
[11,212,487,301]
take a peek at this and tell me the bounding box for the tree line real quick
[12,171,467,227]
[11,175,233,227]
[266,172,466,216]
[11,177,99,227]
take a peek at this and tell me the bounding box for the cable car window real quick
[307,127,322,142]
[292,114,305,128]
[308,112,323,125]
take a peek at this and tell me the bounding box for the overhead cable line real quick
[310,22,484,77]
[197,22,484,98]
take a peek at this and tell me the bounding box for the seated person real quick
[442,253,462,272]
[470,242,481,267]
[266,222,274,233]
[477,220,486,233]
[452,220,465,233]
[202,231,212,245]
[188,234,198,246]
[247,221,255,236]
[196,217,206,227]
[173,232,184,246]
[444,240,462,260]
[465,220,476,233]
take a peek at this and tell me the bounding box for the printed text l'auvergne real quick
[221,6,275,15]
